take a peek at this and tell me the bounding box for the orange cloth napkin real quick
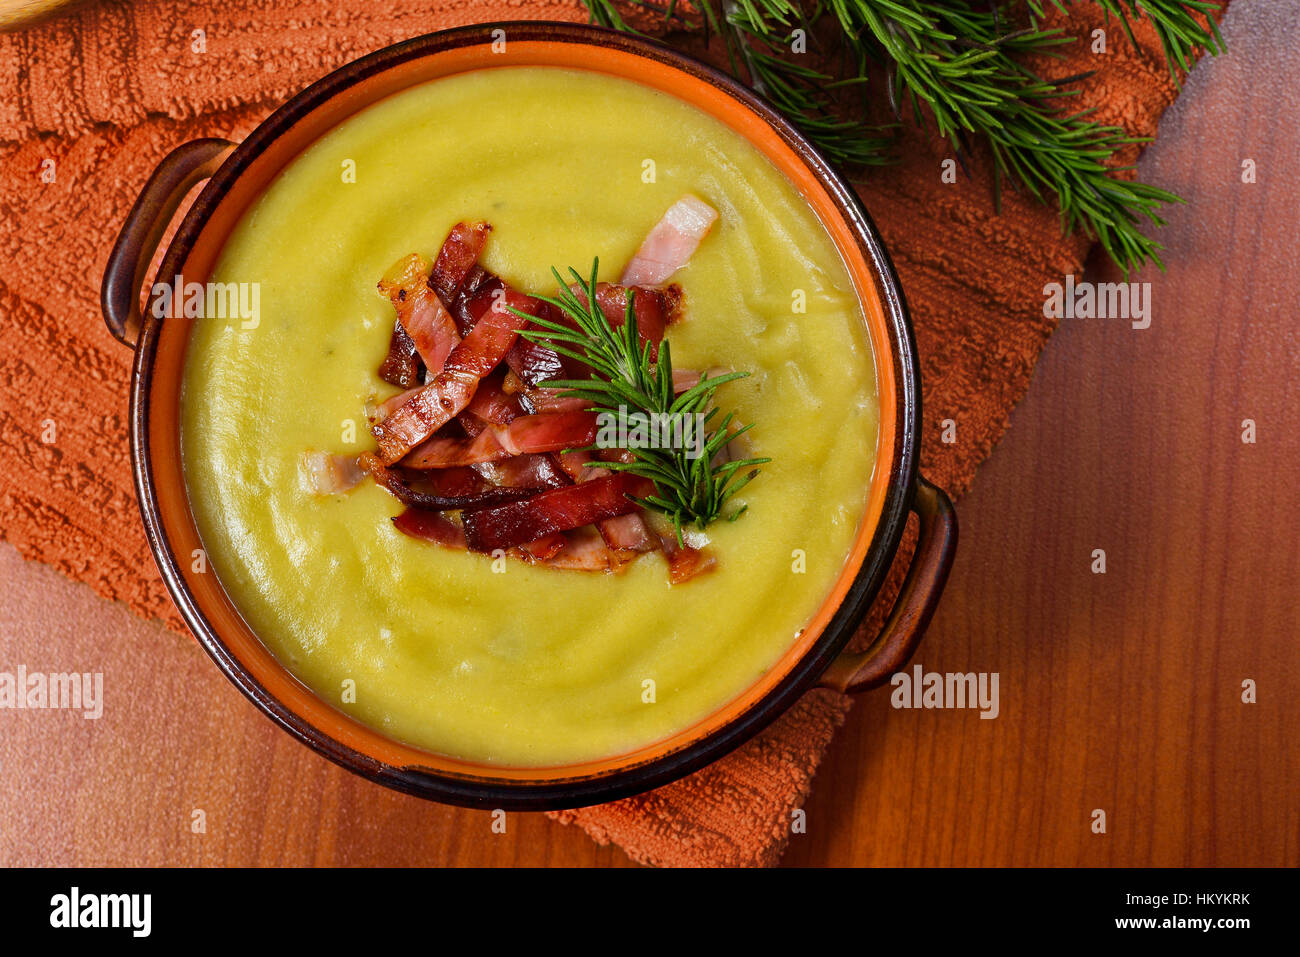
[0,0,1219,865]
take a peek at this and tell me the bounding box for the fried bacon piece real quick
[596,282,680,342]
[647,513,717,584]
[533,526,611,571]
[555,450,601,482]
[449,267,502,336]
[568,282,681,360]
[457,371,523,436]
[378,253,462,374]
[591,449,657,557]
[301,451,365,495]
[378,223,490,389]
[663,539,716,584]
[598,511,656,554]
[472,453,571,491]
[504,337,566,388]
[517,387,590,416]
[458,271,566,384]
[621,194,719,287]
[404,411,598,468]
[371,288,541,463]
[504,300,567,387]
[671,367,728,394]
[366,387,423,437]
[517,532,567,562]
[392,508,467,548]
[462,473,654,552]
[378,321,422,388]
[390,509,574,561]
[555,450,655,566]
[402,293,460,374]
[430,221,492,303]
[450,267,570,387]
[359,452,538,512]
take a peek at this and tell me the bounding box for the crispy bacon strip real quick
[517,532,567,562]
[569,282,681,359]
[555,450,655,563]
[430,221,492,303]
[647,514,717,584]
[366,387,423,429]
[394,511,572,566]
[671,367,728,394]
[462,473,654,553]
[509,455,613,568]
[301,451,365,495]
[504,337,566,388]
[404,411,598,468]
[663,540,716,584]
[621,194,719,286]
[403,294,460,374]
[595,282,679,344]
[535,526,611,571]
[451,268,569,387]
[517,387,590,416]
[371,288,540,464]
[593,448,657,555]
[599,512,657,557]
[458,371,523,436]
[449,267,502,336]
[378,253,462,374]
[443,287,539,380]
[556,450,598,479]
[392,508,467,548]
[359,452,538,511]
[473,453,571,491]
[378,321,422,388]
[504,300,567,387]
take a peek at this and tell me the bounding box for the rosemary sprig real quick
[579,0,1225,274]
[513,259,770,540]
[844,0,1184,271]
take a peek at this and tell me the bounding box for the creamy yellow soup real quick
[181,67,879,766]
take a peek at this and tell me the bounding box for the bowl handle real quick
[818,475,957,693]
[100,138,236,348]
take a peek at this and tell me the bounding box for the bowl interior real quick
[141,28,902,788]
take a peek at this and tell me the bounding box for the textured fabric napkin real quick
[0,0,1220,865]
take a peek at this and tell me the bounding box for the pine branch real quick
[722,2,900,167]
[578,0,1225,274]
[839,0,1189,271]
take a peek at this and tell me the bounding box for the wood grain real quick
[784,0,1300,866]
[0,1,1295,866]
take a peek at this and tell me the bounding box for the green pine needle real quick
[579,0,1225,275]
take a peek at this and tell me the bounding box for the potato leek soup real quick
[180,66,880,766]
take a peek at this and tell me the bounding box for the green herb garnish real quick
[513,259,770,541]
[581,0,1225,275]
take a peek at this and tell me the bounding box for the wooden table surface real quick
[1,2,1295,867]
